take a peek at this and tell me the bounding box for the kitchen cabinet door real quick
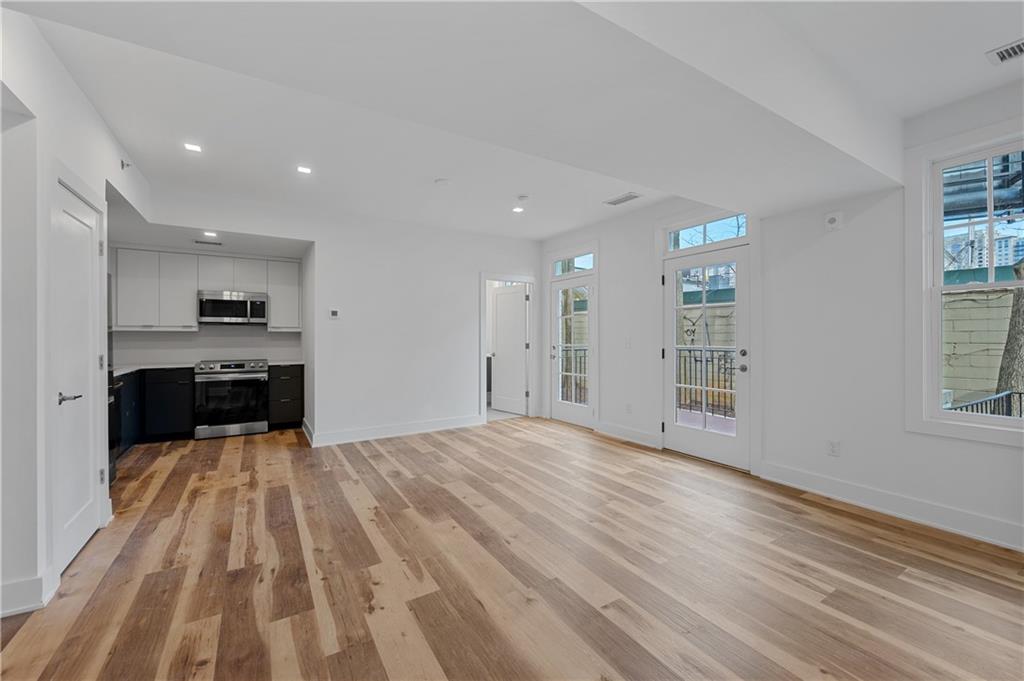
[143,368,194,439]
[268,260,301,331]
[116,249,159,327]
[159,252,198,329]
[198,255,234,291]
[233,258,267,293]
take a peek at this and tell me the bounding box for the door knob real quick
[739,349,748,357]
[58,392,83,405]
[738,364,749,373]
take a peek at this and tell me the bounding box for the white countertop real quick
[113,361,302,377]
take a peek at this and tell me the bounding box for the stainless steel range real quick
[194,359,269,439]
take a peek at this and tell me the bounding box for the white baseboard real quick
[2,568,59,617]
[595,421,661,449]
[309,414,485,447]
[760,461,1024,551]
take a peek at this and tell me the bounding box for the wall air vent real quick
[986,39,1024,65]
[193,239,222,246]
[604,192,642,206]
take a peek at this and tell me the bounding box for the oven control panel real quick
[195,359,268,374]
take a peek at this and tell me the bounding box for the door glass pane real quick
[555,285,590,407]
[705,390,736,435]
[673,261,739,435]
[675,386,704,429]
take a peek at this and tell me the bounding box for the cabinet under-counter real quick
[113,363,304,450]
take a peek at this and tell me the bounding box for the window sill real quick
[907,411,1023,449]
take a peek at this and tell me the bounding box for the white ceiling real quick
[108,185,311,259]
[13,2,1017,240]
[767,1,1024,119]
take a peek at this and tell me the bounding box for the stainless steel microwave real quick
[197,290,268,325]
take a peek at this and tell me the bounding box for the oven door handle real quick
[195,373,269,383]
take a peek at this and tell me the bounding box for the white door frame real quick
[46,164,111,578]
[549,275,598,429]
[655,215,765,476]
[479,272,535,419]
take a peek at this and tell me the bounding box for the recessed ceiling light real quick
[512,195,528,213]
[184,143,202,153]
[297,165,312,174]
[204,231,217,238]
[512,206,524,213]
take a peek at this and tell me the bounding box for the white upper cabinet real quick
[115,248,299,333]
[198,256,267,292]
[158,252,198,329]
[116,249,160,327]
[233,258,268,293]
[268,260,301,332]
[198,255,234,291]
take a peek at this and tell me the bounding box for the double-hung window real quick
[936,143,1023,420]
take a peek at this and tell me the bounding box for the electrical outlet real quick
[328,308,340,320]
[625,403,633,414]
[826,440,841,457]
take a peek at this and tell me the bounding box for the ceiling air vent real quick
[193,239,222,247]
[986,39,1024,65]
[604,192,642,206]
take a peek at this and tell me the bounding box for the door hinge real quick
[525,293,530,302]
[525,390,530,398]
[98,240,104,256]
[661,421,665,433]
[661,348,665,359]
[525,342,531,350]
[99,468,106,484]
[661,274,665,286]
[99,353,105,370]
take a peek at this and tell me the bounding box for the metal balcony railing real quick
[949,391,1024,417]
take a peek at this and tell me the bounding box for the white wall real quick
[151,187,542,445]
[113,327,302,367]
[759,189,1022,548]
[1,10,154,615]
[539,182,1021,549]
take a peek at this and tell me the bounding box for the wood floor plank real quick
[264,483,314,621]
[3,422,1019,681]
[98,565,187,681]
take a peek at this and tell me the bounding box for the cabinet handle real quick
[177,380,190,385]
[279,376,291,380]
[279,398,292,403]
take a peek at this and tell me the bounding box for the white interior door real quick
[551,279,595,428]
[491,283,528,415]
[50,183,102,573]
[664,246,750,469]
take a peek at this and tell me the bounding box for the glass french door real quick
[664,246,750,469]
[551,280,595,428]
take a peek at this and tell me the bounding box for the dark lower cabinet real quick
[119,371,141,453]
[269,364,304,429]
[143,368,194,440]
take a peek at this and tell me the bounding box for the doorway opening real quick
[484,279,531,422]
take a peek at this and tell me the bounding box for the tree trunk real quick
[996,258,1024,415]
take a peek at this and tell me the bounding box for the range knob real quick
[249,362,255,368]
[198,364,205,371]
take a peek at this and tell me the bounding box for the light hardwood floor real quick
[2,418,1022,681]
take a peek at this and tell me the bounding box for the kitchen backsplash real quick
[113,324,302,366]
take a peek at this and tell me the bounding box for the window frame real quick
[660,209,752,260]
[551,250,596,281]
[909,133,1024,446]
